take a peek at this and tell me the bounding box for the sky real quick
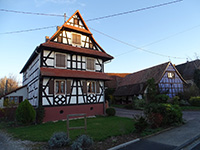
[0,0,200,85]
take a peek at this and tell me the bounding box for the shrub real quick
[154,94,169,103]
[178,85,200,100]
[148,113,163,128]
[48,132,70,148]
[173,96,180,105]
[71,135,93,150]
[144,103,182,126]
[189,97,200,107]
[133,98,146,110]
[134,115,149,133]
[124,104,133,109]
[106,107,116,116]
[179,99,190,106]
[35,106,45,124]
[16,99,36,125]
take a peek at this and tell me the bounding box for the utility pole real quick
[64,13,66,23]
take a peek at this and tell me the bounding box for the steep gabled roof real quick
[119,62,170,87]
[176,59,200,80]
[20,10,113,74]
[114,62,186,96]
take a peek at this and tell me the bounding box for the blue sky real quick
[0,0,200,84]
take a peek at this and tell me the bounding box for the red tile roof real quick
[41,42,113,61]
[40,67,112,80]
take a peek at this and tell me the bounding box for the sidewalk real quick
[112,108,200,150]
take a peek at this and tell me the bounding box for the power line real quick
[89,27,186,59]
[114,24,200,57]
[86,0,183,22]
[0,0,183,21]
[0,26,57,34]
[0,9,64,17]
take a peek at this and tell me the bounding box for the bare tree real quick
[0,75,19,96]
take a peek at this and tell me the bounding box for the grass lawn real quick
[2,116,135,142]
[181,106,200,111]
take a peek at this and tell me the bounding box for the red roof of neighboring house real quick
[106,73,130,78]
[105,73,130,89]
[41,41,113,61]
[40,67,112,81]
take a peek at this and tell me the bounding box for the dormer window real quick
[168,72,175,78]
[72,33,81,45]
[86,58,95,71]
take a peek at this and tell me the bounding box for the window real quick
[55,53,66,68]
[56,80,65,94]
[74,18,79,25]
[86,58,95,71]
[87,81,95,93]
[72,33,81,45]
[168,72,175,78]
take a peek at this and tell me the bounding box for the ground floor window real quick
[4,96,23,106]
[55,80,65,94]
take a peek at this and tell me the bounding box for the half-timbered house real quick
[114,62,187,103]
[20,10,113,122]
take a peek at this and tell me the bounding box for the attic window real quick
[72,33,81,45]
[168,72,175,78]
[74,18,79,25]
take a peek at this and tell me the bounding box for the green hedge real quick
[189,97,200,107]
[144,103,182,126]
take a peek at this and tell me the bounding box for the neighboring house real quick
[19,10,113,122]
[114,62,187,103]
[176,59,200,85]
[105,73,130,89]
[0,85,27,108]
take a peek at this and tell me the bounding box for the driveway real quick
[115,107,200,122]
[0,131,36,150]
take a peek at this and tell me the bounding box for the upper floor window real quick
[167,72,175,79]
[55,53,66,68]
[72,33,81,45]
[86,58,95,71]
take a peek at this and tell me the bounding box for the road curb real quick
[107,138,140,150]
[173,133,200,150]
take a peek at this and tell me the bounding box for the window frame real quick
[167,72,175,79]
[55,52,67,69]
[74,18,79,26]
[87,81,96,94]
[72,33,82,46]
[86,57,95,71]
[55,80,66,95]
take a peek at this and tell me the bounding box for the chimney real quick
[57,26,61,31]
[45,36,49,42]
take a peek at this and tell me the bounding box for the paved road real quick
[115,108,200,150]
[115,107,200,122]
[119,139,176,150]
